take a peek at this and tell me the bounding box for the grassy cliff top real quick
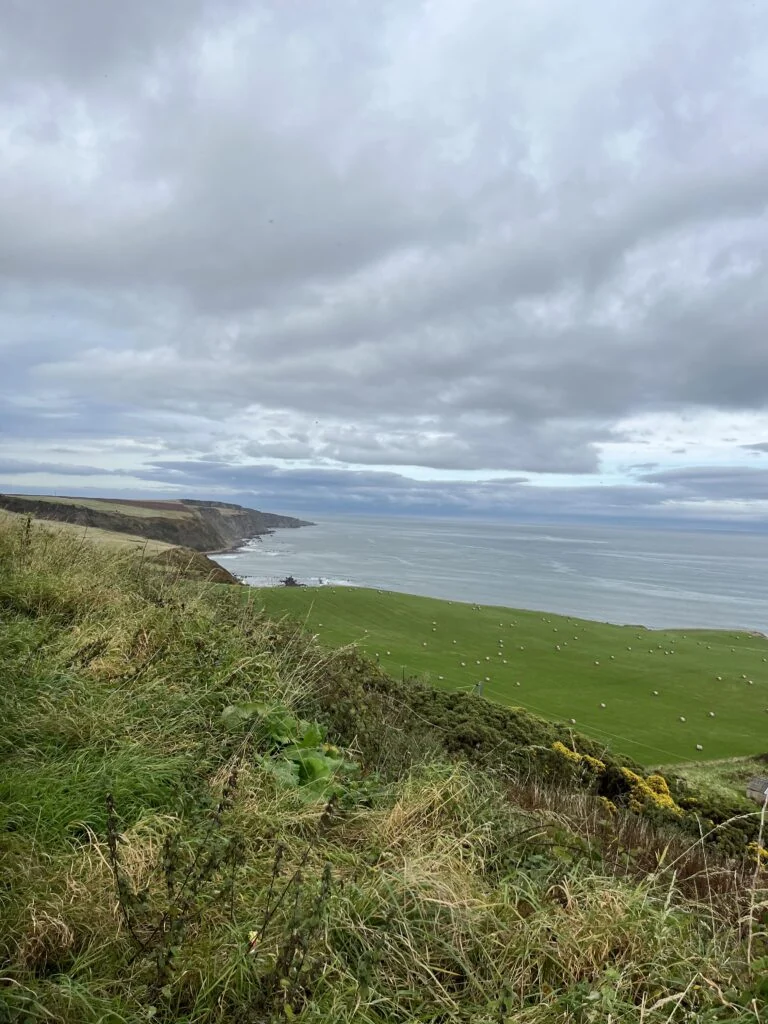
[6,494,194,517]
[1,516,766,1023]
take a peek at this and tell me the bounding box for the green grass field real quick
[254,586,768,766]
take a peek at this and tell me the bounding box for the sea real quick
[212,515,768,632]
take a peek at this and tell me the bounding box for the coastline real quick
[206,519,315,557]
[213,515,768,634]
[205,534,267,556]
[234,579,767,634]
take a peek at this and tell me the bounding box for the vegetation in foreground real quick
[254,585,768,766]
[0,509,238,585]
[1,517,767,1023]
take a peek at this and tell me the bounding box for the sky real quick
[2,0,768,525]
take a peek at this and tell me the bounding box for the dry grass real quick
[4,494,191,518]
[0,507,174,553]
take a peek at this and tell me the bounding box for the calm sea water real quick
[213,516,768,631]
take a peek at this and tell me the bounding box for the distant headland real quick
[0,493,313,582]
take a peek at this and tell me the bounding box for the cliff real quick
[0,494,313,553]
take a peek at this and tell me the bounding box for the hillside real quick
[254,586,768,766]
[0,506,241,585]
[0,493,313,553]
[1,513,766,1023]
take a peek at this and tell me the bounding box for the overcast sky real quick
[2,0,768,524]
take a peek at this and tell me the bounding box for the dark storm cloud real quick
[2,0,768,506]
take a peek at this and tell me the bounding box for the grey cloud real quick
[0,0,218,86]
[638,466,768,501]
[0,457,124,477]
[126,458,598,516]
[120,459,714,523]
[2,458,762,526]
[2,0,768,505]
[310,419,600,474]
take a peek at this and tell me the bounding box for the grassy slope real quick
[7,494,191,518]
[254,587,768,766]
[0,509,239,586]
[0,508,175,553]
[2,515,767,1022]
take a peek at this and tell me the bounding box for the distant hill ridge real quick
[0,493,313,553]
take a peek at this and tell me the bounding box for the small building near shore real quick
[746,776,768,804]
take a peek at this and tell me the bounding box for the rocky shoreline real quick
[206,535,266,556]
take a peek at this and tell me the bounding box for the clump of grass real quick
[1,516,766,1022]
